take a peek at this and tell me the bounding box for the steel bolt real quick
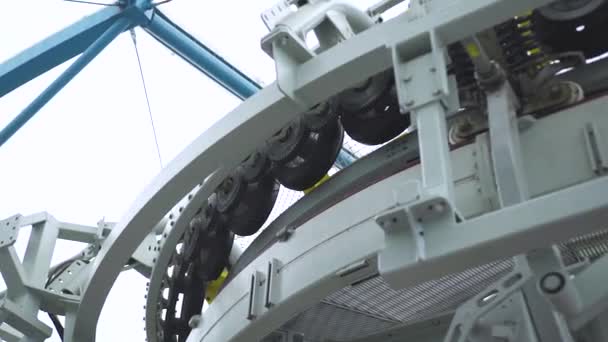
[540,272,566,294]
[188,315,202,328]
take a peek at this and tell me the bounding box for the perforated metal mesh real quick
[282,260,512,341]
[277,231,608,341]
[242,138,608,341]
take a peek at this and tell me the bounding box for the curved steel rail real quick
[65,0,553,340]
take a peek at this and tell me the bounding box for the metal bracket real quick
[261,1,374,107]
[46,260,89,296]
[444,265,533,342]
[487,81,528,207]
[584,121,608,175]
[392,29,450,112]
[275,226,296,242]
[0,298,52,340]
[265,259,282,308]
[377,192,455,289]
[247,270,266,320]
[263,28,316,108]
[131,231,159,277]
[261,0,297,31]
[391,29,457,203]
[0,215,21,249]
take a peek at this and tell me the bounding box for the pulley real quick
[268,115,344,191]
[335,71,410,145]
[534,0,608,58]
[189,196,234,280]
[216,170,279,236]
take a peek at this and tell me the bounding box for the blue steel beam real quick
[0,7,128,99]
[143,10,260,100]
[0,18,131,147]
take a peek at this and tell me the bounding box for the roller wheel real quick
[239,151,271,183]
[196,228,233,281]
[216,172,246,213]
[534,1,608,58]
[216,170,279,236]
[336,71,410,145]
[268,117,344,191]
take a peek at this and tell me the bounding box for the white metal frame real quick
[186,94,608,341]
[69,0,594,340]
[3,0,608,340]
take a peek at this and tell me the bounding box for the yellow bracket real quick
[205,269,229,304]
[303,173,331,194]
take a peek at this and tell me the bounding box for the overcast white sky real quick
[0,1,380,341]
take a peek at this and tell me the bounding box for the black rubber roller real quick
[268,116,344,191]
[534,1,608,59]
[239,151,271,183]
[196,228,233,281]
[216,171,279,236]
[336,71,410,145]
[187,195,233,281]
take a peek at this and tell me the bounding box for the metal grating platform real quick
[277,230,608,341]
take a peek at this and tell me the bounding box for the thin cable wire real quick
[63,0,119,6]
[152,0,174,6]
[130,29,164,170]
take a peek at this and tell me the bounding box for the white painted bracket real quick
[0,215,21,249]
[392,29,450,113]
[47,260,89,296]
[247,270,266,320]
[0,298,52,340]
[377,192,455,289]
[261,0,297,31]
[261,1,374,108]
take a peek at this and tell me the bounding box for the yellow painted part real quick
[521,30,533,37]
[517,20,532,29]
[303,173,331,195]
[465,43,481,58]
[527,47,542,56]
[205,269,229,304]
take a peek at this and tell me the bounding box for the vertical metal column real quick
[415,101,454,200]
[0,17,131,148]
[487,84,529,206]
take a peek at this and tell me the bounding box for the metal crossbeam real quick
[0,7,127,99]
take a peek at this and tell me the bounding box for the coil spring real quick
[448,42,477,91]
[494,12,549,76]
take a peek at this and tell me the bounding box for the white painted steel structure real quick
[2,0,608,341]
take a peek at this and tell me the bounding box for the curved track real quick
[65,1,548,339]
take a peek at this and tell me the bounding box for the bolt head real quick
[540,272,566,294]
[188,315,202,328]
